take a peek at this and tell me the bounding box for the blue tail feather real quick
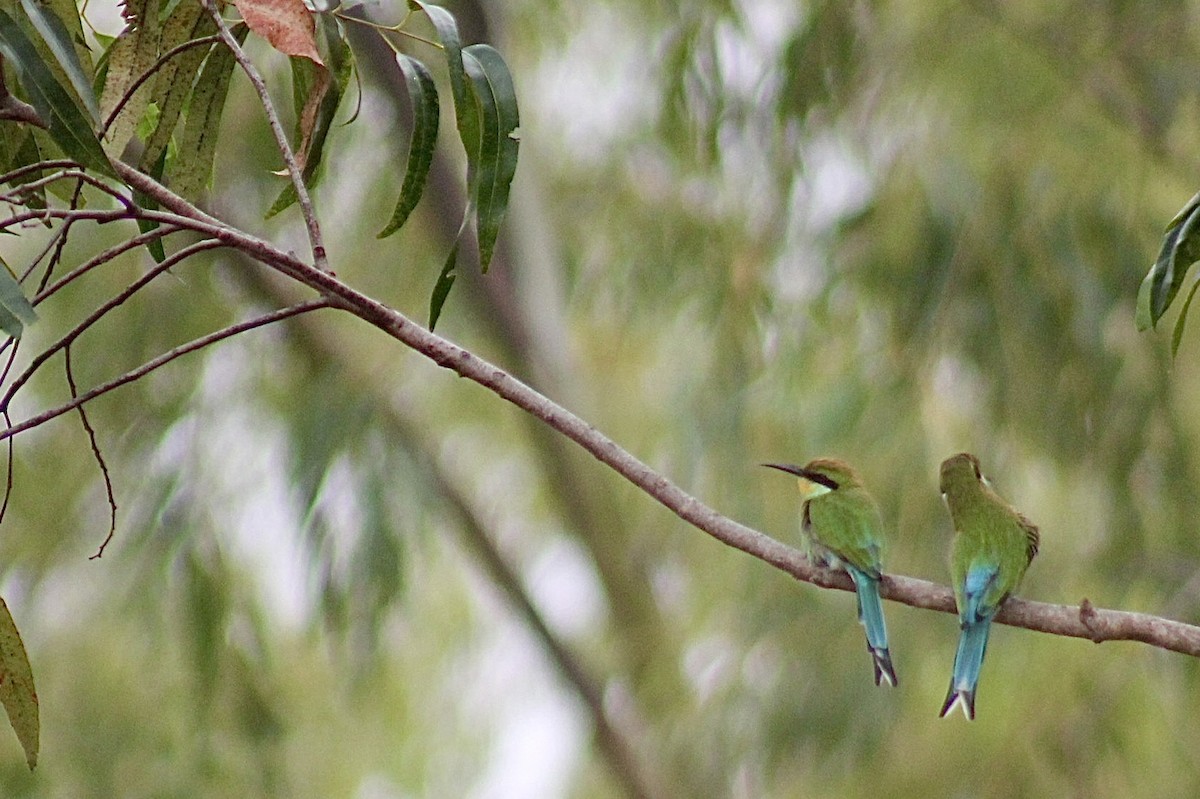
[939,617,991,720]
[847,567,897,687]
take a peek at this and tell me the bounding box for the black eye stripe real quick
[802,471,840,491]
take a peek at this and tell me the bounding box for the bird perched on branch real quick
[938,452,1040,720]
[764,458,898,687]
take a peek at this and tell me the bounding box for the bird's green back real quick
[942,455,1038,610]
[806,482,886,576]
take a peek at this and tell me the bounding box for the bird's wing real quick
[1017,512,1040,565]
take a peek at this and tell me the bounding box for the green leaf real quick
[1144,190,1200,329]
[461,44,518,271]
[1135,267,1154,332]
[377,53,438,239]
[168,25,246,201]
[409,2,475,150]
[0,596,38,770]
[0,257,37,339]
[98,0,159,158]
[1171,278,1200,358]
[0,127,46,210]
[20,0,98,122]
[140,0,215,174]
[428,243,457,330]
[134,145,167,263]
[0,7,113,176]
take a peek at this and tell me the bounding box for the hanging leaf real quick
[234,0,322,65]
[377,53,438,239]
[0,597,37,770]
[168,26,247,201]
[0,256,37,339]
[410,2,474,148]
[428,241,458,330]
[0,7,111,176]
[1140,190,1200,330]
[20,0,98,122]
[133,146,167,263]
[1170,278,1200,358]
[98,0,159,158]
[461,44,518,272]
[139,1,216,174]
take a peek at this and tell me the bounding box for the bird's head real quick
[763,458,860,500]
[939,452,983,496]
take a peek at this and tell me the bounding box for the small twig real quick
[0,169,133,209]
[0,410,12,527]
[0,159,77,187]
[0,339,17,525]
[0,207,134,233]
[64,344,118,559]
[200,0,329,273]
[0,239,225,415]
[0,299,331,442]
[34,226,182,305]
[15,225,69,284]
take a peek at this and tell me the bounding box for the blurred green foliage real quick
[3,0,1200,797]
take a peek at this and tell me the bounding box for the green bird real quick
[764,458,898,687]
[939,452,1040,720]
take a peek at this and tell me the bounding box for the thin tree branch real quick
[64,344,118,559]
[0,239,225,415]
[0,299,331,442]
[0,159,77,187]
[0,169,133,208]
[106,162,1200,659]
[200,0,329,273]
[34,226,182,305]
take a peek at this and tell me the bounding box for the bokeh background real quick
[4,0,1200,796]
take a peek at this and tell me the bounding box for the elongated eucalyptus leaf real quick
[140,1,215,174]
[0,257,37,335]
[1143,190,1200,330]
[98,0,159,158]
[461,44,518,272]
[1170,278,1200,357]
[409,1,475,148]
[377,53,437,239]
[428,242,457,330]
[20,0,98,121]
[135,146,167,263]
[168,26,247,201]
[0,7,112,176]
[0,596,37,770]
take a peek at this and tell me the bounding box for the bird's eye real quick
[808,473,839,490]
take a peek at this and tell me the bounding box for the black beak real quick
[761,462,839,490]
[762,462,806,477]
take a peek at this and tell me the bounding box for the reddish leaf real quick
[234,0,322,65]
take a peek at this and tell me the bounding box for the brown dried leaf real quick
[235,0,322,65]
[294,61,330,171]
